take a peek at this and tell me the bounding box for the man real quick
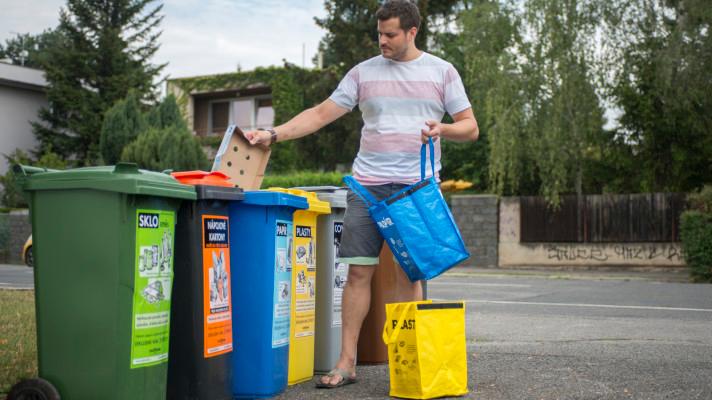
[245,0,478,388]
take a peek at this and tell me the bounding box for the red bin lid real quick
[171,170,234,187]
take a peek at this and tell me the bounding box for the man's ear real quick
[408,27,418,41]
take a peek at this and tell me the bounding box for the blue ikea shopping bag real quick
[343,138,470,281]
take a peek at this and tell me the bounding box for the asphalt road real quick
[278,269,712,400]
[0,264,33,290]
[2,265,710,399]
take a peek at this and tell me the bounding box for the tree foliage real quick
[609,0,712,193]
[436,0,519,190]
[32,0,166,164]
[0,150,67,208]
[120,95,209,172]
[480,0,606,206]
[146,93,183,129]
[120,125,209,172]
[100,91,146,165]
[0,30,60,69]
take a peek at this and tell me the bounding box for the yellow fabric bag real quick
[382,300,468,399]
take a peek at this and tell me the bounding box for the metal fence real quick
[520,193,686,243]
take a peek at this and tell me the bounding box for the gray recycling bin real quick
[295,186,347,373]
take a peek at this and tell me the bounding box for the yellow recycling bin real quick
[268,188,331,385]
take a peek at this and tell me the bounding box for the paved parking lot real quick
[278,269,712,399]
[3,265,710,399]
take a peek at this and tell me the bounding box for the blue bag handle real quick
[343,176,378,207]
[420,137,436,181]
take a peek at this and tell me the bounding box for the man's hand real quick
[421,120,442,143]
[243,130,272,146]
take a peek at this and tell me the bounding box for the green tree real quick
[436,0,519,188]
[314,0,380,71]
[121,94,209,172]
[0,30,60,69]
[146,93,183,129]
[32,0,166,164]
[609,0,712,192]
[486,0,605,206]
[0,149,67,208]
[121,125,209,172]
[100,91,147,165]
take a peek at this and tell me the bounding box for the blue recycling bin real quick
[228,191,308,398]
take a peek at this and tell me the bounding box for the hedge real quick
[261,171,345,189]
[680,211,712,282]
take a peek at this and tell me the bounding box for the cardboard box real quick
[211,125,270,190]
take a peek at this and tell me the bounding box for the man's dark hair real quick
[375,0,421,31]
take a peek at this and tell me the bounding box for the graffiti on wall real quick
[546,244,683,263]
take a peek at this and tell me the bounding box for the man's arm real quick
[245,99,350,146]
[421,108,479,143]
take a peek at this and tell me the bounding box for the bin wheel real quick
[7,378,60,400]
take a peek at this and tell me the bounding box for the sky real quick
[0,0,328,80]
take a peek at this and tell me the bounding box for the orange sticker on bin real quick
[202,214,233,357]
[172,171,234,187]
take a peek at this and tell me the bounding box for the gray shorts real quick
[338,183,407,266]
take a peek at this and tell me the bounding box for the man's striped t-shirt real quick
[329,52,471,185]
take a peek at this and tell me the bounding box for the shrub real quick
[121,125,209,172]
[687,185,712,214]
[261,171,345,189]
[0,149,67,208]
[100,91,146,165]
[680,211,712,283]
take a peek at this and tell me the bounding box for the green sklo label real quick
[130,209,175,368]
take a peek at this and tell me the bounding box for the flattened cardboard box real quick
[211,125,270,190]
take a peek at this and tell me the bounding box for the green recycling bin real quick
[11,163,195,400]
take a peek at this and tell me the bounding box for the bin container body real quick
[168,171,244,400]
[228,191,308,398]
[295,187,348,373]
[19,163,195,400]
[268,188,331,385]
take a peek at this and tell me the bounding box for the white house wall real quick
[0,84,46,175]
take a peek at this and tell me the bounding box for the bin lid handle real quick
[113,162,140,174]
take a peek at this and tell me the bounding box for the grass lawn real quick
[0,290,37,396]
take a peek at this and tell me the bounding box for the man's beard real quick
[382,45,408,61]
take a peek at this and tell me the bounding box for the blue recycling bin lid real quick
[241,190,309,209]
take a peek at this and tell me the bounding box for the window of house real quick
[210,101,230,135]
[232,99,254,130]
[208,96,275,135]
[255,98,274,130]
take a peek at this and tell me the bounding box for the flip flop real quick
[314,368,357,389]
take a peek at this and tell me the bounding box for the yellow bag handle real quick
[382,300,432,345]
[382,303,411,345]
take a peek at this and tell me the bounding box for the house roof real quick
[0,61,47,92]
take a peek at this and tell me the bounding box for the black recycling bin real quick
[167,171,244,400]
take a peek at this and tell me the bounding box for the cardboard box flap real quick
[211,125,270,190]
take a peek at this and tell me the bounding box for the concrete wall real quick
[498,197,685,268]
[450,195,499,268]
[0,210,31,264]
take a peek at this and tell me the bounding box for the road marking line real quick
[430,282,531,288]
[438,299,712,313]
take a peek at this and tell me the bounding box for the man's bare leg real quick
[321,264,375,385]
[393,261,423,302]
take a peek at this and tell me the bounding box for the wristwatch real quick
[259,128,278,145]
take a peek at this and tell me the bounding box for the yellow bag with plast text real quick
[382,300,468,399]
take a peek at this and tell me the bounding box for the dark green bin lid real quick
[15,163,197,200]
